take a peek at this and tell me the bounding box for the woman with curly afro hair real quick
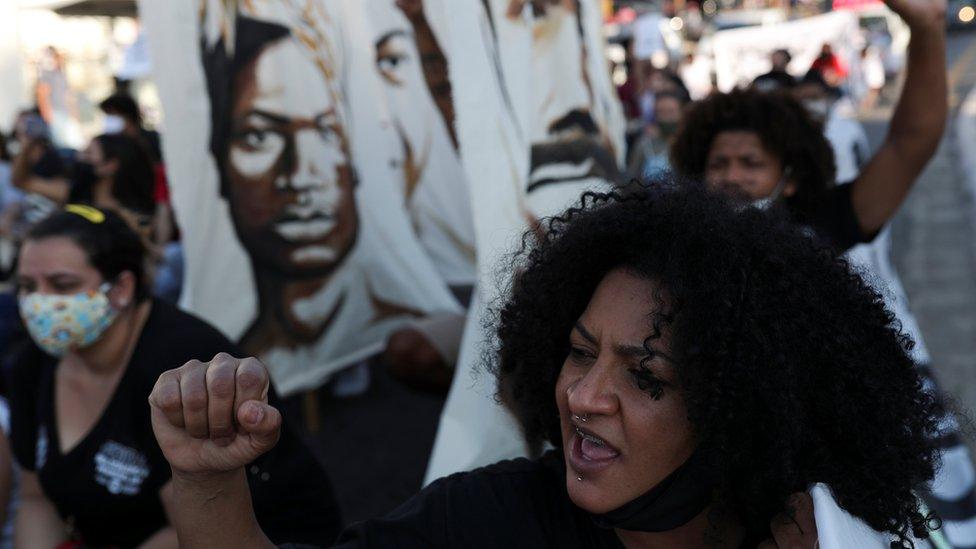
[670,2,976,544]
[669,0,946,253]
[144,184,942,549]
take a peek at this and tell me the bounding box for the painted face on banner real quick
[366,1,445,196]
[227,37,358,278]
[513,0,619,194]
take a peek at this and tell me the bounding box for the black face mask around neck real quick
[589,450,716,532]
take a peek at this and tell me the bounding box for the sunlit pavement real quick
[878,31,976,443]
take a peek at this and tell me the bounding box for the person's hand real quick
[384,328,453,395]
[149,354,281,477]
[758,492,818,549]
[885,0,947,30]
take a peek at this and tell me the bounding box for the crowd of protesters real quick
[0,0,970,546]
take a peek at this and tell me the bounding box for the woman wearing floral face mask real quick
[7,205,341,548]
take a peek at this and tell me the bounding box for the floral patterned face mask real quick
[18,282,119,357]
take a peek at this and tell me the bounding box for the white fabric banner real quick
[354,1,478,287]
[422,0,533,484]
[711,12,861,92]
[424,0,625,483]
[138,0,461,396]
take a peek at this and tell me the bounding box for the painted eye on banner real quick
[230,129,286,177]
[313,116,343,149]
[376,36,412,87]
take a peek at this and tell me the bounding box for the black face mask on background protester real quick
[656,121,681,140]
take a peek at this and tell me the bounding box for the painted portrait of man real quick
[362,0,477,288]
[503,0,623,218]
[199,0,459,394]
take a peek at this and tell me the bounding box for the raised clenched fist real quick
[149,353,281,476]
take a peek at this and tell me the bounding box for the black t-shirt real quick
[331,452,623,548]
[801,183,872,252]
[66,159,96,205]
[140,129,163,163]
[752,70,796,91]
[31,144,67,178]
[9,299,341,547]
[281,452,765,549]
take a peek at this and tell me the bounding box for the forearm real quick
[21,177,69,204]
[0,203,21,235]
[138,526,178,549]
[11,154,35,189]
[36,87,53,123]
[171,468,275,549]
[14,497,67,549]
[850,11,948,234]
[886,22,947,161]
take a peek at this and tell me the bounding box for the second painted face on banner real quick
[362,0,477,286]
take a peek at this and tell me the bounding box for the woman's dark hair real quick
[99,93,142,126]
[494,184,941,545]
[669,88,837,220]
[94,134,156,216]
[655,90,691,109]
[26,206,150,301]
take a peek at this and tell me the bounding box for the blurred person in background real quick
[616,59,641,122]
[855,45,887,111]
[13,133,157,242]
[678,51,713,101]
[792,69,869,182]
[99,93,163,162]
[68,134,156,236]
[809,43,849,88]
[9,112,64,229]
[751,49,796,92]
[35,47,82,150]
[0,133,23,280]
[637,68,689,125]
[627,91,690,181]
[670,0,976,543]
[98,93,182,303]
[8,206,341,548]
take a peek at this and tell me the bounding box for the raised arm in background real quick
[851,0,948,235]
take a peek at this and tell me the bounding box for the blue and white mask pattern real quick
[19,283,119,357]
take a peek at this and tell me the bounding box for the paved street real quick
[874,31,976,442]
